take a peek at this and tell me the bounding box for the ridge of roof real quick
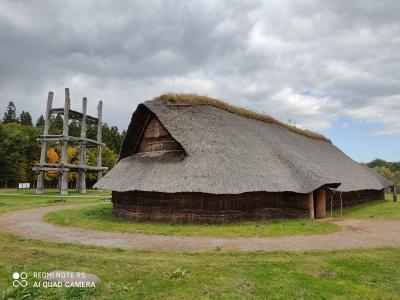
[154,93,332,143]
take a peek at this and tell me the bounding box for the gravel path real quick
[1,204,399,252]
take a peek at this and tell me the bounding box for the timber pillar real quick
[96,101,103,182]
[315,188,326,219]
[307,192,314,219]
[78,97,87,193]
[36,92,53,194]
[60,88,70,196]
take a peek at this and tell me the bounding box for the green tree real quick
[102,146,118,169]
[36,115,45,127]
[373,166,395,182]
[50,114,63,134]
[102,124,124,153]
[84,146,118,187]
[368,159,390,169]
[3,101,18,123]
[86,123,124,153]
[368,159,400,191]
[0,123,40,187]
[69,120,80,137]
[19,111,33,126]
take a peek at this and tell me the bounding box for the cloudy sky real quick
[0,0,399,162]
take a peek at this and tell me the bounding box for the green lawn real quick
[333,195,400,220]
[44,204,340,238]
[1,190,400,298]
[1,232,400,299]
[0,189,110,214]
[0,188,110,195]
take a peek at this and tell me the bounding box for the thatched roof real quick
[156,93,331,142]
[95,95,392,194]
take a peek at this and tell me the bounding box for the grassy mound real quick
[44,204,340,238]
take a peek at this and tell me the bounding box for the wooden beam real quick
[33,167,70,172]
[65,164,107,171]
[34,164,107,172]
[50,108,98,124]
[37,136,105,146]
[36,91,53,194]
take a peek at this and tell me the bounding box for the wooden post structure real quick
[33,88,107,195]
[96,100,103,182]
[307,192,314,219]
[60,88,70,195]
[36,92,53,194]
[315,188,326,219]
[393,186,398,202]
[78,97,87,193]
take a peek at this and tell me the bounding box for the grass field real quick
[1,189,400,299]
[333,195,400,220]
[0,188,110,196]
[0,189,110,215]
[44,204,341,238]
[1,232,400,299]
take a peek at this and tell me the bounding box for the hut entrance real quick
[314,188,326,219]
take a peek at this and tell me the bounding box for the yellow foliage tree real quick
[67,146,79,182]
[44,148,59,181]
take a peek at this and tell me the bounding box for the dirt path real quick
[1,204,399,252]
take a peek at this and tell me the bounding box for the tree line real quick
[0,101,125,188]
[365,159,400,191]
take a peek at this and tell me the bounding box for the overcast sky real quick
[0,0,399,162]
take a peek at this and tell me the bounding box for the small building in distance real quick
[95,94,392,224]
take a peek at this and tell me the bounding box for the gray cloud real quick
[0,0,399,134]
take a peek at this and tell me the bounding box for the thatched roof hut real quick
[95,94,392,223]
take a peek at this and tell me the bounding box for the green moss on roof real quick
[156,93,331,143]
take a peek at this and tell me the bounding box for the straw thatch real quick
[95,96,392,194]
[156,93,331,142]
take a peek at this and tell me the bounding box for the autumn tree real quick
[44,148,60,182]
[67,146,79,182]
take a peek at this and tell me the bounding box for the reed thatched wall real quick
[111,188,386,224]
[331,189,385,209]
[112,191,311,224]
[134,116,183,154]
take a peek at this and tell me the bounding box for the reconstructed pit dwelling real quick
[95,94,392,224]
